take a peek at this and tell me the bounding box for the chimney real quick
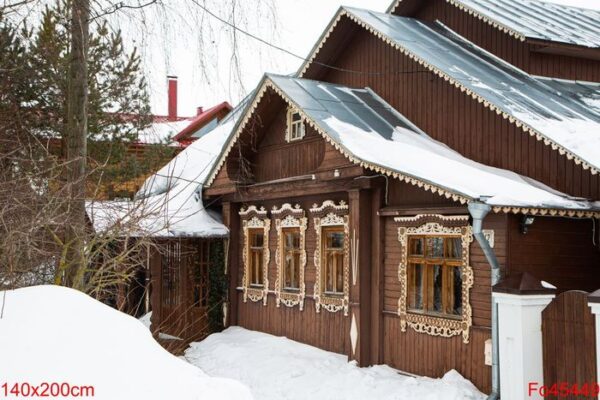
[167,75,178,121]
[196,106,204,116]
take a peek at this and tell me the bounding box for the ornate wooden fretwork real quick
[240,206,270,305]
[273,204,308,310]
[311,200,350,316]
[395,214,474,343]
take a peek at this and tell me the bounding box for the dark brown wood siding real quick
[507,215,600,292]
[379,181,508,392]
[235,193,352,355]
[403,0,600,82]
[304,23,600,200]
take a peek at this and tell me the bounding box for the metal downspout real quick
[468,202,501,400]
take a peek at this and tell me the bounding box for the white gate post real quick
[493,273,556,400]
[588,289,600,385]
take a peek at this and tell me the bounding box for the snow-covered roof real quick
[136,119,193,145]
[129,98,250,238]
[208,74,600,216]
[303,7,600,175]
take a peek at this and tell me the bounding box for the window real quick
[323,227,345,295]
[287,109,305,142]
[396,215,474,344]
[249,229,265,287]
[273,204,307,309]
[283,229,301,290]
[240,206,270,305]
[406,236,463,318]
[311,200,350,315]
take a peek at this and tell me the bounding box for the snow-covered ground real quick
[184,326,485,400]
[0,286,251,400]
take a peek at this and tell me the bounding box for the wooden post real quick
[348,189,372,366]
[370,186,384,365]
[222,202,240,326]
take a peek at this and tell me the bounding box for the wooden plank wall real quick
[380,202,507,392]
[306,24,600,200]
[235,193,352,355]
[507,216,600,292]
[410,0,600,82]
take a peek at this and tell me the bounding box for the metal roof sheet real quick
[387,0,600,48]
[448,0,600,48]
[341,7,600,173]
[206,73,600,214]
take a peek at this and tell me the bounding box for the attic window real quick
[286,109,305,142]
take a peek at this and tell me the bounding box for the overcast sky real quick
[139,0,600,117]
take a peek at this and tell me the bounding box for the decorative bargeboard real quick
[240,206,271,305]
[273,204,308,310]
[310,200,350,316]
[395,214,474,343]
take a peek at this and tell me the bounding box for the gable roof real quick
[298,7,600,175]
[206,74,600,217]
[387,0,600,48]
[172,101,233,143]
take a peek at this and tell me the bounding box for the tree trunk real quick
[63,0,90,288]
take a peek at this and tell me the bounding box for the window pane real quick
[250,250,263,286]
[408,263,424,311]
[426,237,444,258]
[452,267,463,316]
[251,232,264,247]
[445,237,462,259]
[409,238,424,256]
[285,231,300,250]
[430,264,443,313]
[327,231,344,249]
[292,112,301,122]
[284,252,300,290]
[325,252,334,292]
[335,252,344,293]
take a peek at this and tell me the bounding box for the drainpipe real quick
[468,202,500,400]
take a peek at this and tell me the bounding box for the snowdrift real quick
[0,285,251,400]
[185,326,485,400]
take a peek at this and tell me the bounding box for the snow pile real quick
[322,116,599,211]
[184,327,485,400]
[0,286,252,400]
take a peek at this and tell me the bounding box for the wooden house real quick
[142,0,600,395]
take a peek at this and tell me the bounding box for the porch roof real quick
[207,73,600,217]
[299,7,600,175]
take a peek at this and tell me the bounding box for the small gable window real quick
[287,108,305,142]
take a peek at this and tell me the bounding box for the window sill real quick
[407,310,462,321]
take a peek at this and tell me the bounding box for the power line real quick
[189,0,431,77]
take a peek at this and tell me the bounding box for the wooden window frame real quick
[406,235,463,319]
[396,214,474,344]
[311,200,350,316]
[286,108,305,142]
[273,204,307,310]
[240,206,270,305]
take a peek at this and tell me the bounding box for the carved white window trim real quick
[240,206,270,305]
[273,204,307,310]
[396,215,474,344]
[311,200,350,316]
